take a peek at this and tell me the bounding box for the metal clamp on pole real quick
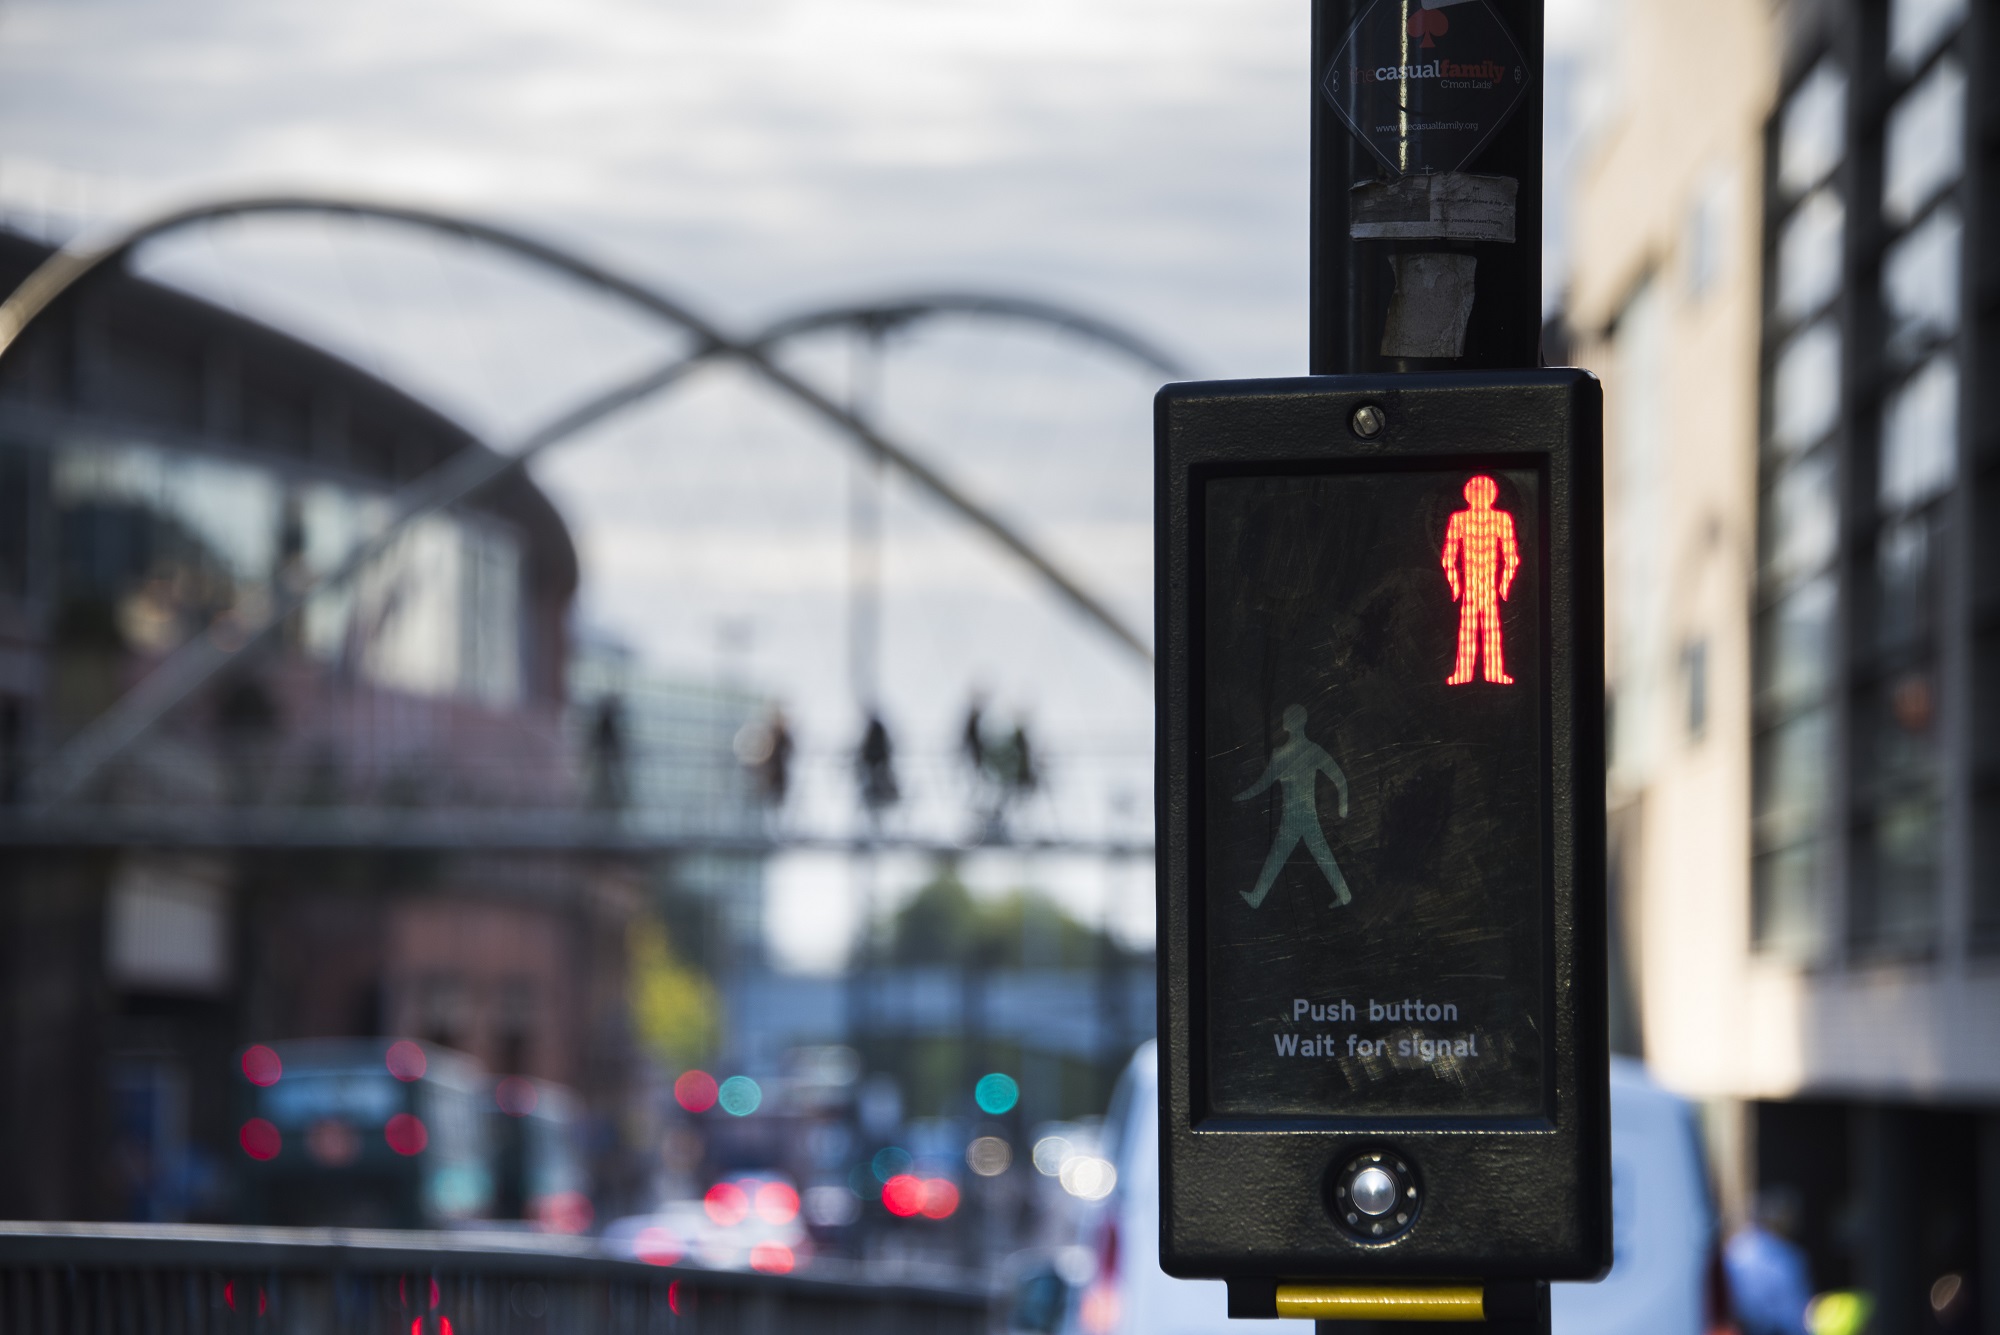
[1274,1285,1487,1322]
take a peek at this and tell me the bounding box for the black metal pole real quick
[1305,8,1553,1324]
[1309,0,1546,374]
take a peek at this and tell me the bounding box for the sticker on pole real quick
[1321,0,1531,177]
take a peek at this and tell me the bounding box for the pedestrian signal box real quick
[1154,371,1609,1297]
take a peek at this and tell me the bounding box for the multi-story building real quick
[1567,0,1997,1324]
[0,229,654,1223]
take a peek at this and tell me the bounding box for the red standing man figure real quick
[1441,474,1521,685]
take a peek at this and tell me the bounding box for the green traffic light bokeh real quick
[974,1072,1019,1115]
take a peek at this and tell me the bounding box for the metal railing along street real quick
[0,1224,987,1335]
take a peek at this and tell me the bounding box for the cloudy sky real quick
[0,0,1590,967]
[0,1,1309,357]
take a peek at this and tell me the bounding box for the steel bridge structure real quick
[0,195,1178,857]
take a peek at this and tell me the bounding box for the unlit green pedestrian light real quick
[718,1075,762,1116]
[974,1072,1019,1115]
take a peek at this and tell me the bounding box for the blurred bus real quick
[235,1038,492,1229]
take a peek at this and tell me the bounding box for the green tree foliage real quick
[861,864,1148,1118]
[885,864,1128,969]
[629,916,717,1071]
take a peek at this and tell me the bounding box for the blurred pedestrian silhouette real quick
[856,713,899,816]
[960,693,1038,841]
[586,694,628,810]
[1724,1188,1812,1335]
[960,692,988,775]
[992,721,1036,797]
[736,705,794,806]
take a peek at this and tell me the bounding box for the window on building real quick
[1752,60,1848,958]
[1684,168,1736,302]
[105,857,232,995]
[1610,277,1668,791]
[1683,637,1710,742]
[1776,188,1843,322]
[0,444,33,602]
[1882,57,1964,226]
[1889,0,1966,74]
[1777,61,1847,198]
[1850,2,1965,956]
[48,439,525,709]
[1754,0,1977,960]
[1881,204,1961,364]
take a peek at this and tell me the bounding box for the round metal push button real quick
[1349,1166,1398,1216]
[1329,1151,1420,1242]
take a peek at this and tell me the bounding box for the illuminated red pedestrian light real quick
[240,1045,282,1087]
[238,1118,281,1161]
[920,1179,961,1219]
[882,1174,926,1217]
[674,1069,718,1113]
[386,1040,427,1082]
[384,1113,428,1156]
[703,1181,749,1226]
[1441,475,1521,686]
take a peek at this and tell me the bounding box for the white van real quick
[1007,1042,1724,1335]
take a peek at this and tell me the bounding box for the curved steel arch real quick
[27,349,712,808]
[0,195,1162,663]
[754,291,1186,379]
[5,197,1172,806]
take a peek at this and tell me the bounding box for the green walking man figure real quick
[1235,703,1352,909]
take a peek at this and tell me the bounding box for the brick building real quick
[0,230,646,1223]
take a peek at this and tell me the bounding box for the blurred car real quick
[235,1038,493,1230]
[999,1042,1724,1335]
[604,1171,809,1274]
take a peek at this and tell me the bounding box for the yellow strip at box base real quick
[1273,1285,1487,1322]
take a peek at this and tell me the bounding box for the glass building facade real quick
[0,229,636,1224]
[1753,0,1994,960]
